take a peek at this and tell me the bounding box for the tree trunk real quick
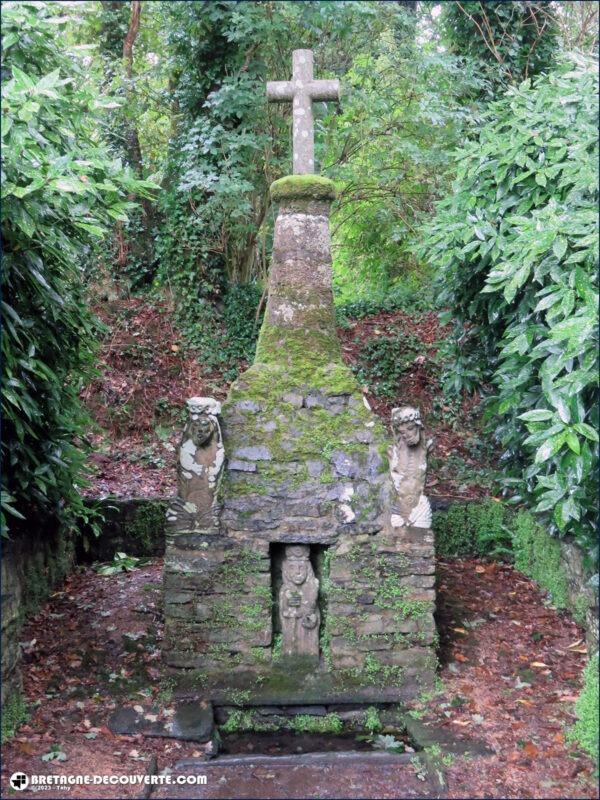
[122,0,155,284]
[123,0,143,176]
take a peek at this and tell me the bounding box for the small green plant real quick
[227,689,251,707]
[96,552,140,576]
[363,706,382,735]
[352,332,429,399]
[1,693,28,743]
[372,734,405,753]
[41,744,67,763]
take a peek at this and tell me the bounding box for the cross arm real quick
[267,81,295,102]
[308,79,340,102]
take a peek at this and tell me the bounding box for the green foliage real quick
[363,706,382,735]
[335,273,434,321]
[1,1,154,534]
[372,733,405,753]
[122,501,167,556]
[326,13,484,300]
[441,1,559,97]
[420,58,599,557]
[1,693,29,744]
[568,653,599,769]
[510,510,569,608]
[176,283,264,381]
[96,552,141,576]
[352,332,427,399]
[433,500,512,559]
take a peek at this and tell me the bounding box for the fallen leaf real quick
[454,653,469,662]
[530,662,549,668]
[453,628,468,635]
[452,719,472,726]
[475,566,486,574]
[16,741,37,755]
[522,742,539,758]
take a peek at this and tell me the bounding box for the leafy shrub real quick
[433,499,511,559]
[335,274,434,322]
[1,2,154,532]
[510,510,570,608]
[96,552,140,576]
[326,15,484,299]
[441,1,559,98]
[175,283,264,382]
[568,652,599,769]
[420,57,599,558]
[352,332,425,399]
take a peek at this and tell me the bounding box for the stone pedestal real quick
[163,177,436,705]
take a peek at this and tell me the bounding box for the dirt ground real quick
[2,557,596,800]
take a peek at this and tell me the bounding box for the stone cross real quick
[267,49,339,174]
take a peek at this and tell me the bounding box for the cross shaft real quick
[267,49,339,175]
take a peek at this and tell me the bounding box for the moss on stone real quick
[254,323,344,377]
[270,174,336,202]
[568,652,599,768]
[123,501,166,555]
[511,510,570,609]
[1,692,28,743]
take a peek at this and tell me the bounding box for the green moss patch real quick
[1,692,28,743]
[511,510,570,609]
[270,175,336,202]
[568,653,599,769]
[432,499,510,559]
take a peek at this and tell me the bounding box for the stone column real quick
[255,176,340,371]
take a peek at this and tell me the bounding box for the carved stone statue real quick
[166,397,224,533]
[388,406,433,529]
[279,545,320,659]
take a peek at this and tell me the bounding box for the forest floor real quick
[2,557,596,799]
[81,293,496,502]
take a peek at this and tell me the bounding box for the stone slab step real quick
[109,699,214,743]
[151,752,445,799]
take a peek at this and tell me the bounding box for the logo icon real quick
[10,772,29,791]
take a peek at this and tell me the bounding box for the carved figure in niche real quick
[388,406,433,529]
[279,545,320,659]
[166,397,224,532]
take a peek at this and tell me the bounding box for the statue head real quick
[283,544,310,586]
[186,397,221,447]
[391,406,422,448]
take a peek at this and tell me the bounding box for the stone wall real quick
[78,498,166,562]
[560,538,598,653]
[1,522,75,709]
